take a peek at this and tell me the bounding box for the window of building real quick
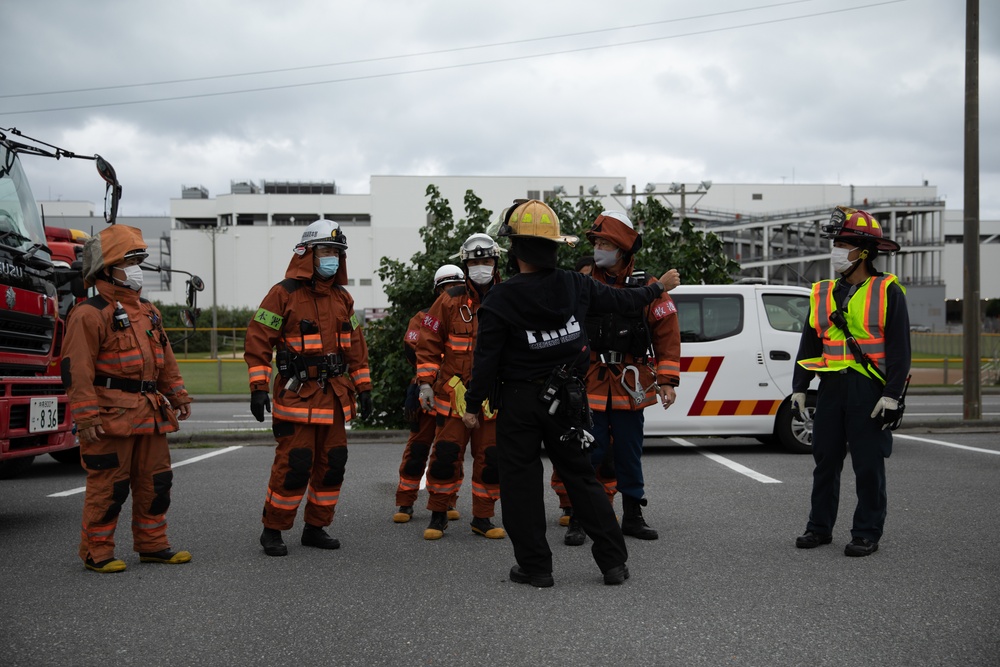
[360,278,372,286]
[328,214,372,226]
[752,193,763,201]
[346,279,355,286]
[527,190,540,200]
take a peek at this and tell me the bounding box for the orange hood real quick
[81,225,147,288]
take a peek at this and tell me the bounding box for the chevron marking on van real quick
[681,356,782,417]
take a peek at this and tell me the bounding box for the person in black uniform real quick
[792,206,910,557]
[461,200,680,587]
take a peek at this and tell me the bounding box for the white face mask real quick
[467,265,494,285]
[594,248,620,269]
[115,264,144,291]
[831,247,856,274]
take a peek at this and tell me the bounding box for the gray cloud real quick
[3,0,996,220]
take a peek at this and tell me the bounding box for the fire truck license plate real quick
[29,398,60,433]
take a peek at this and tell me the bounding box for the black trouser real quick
[497,381,627,575]
[806,370,892,542]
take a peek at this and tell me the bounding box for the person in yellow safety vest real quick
[393,264,466,523]
[245,219,373,557]
[792,206,911,558]
[63,224,193,573]
[415,233,506,541]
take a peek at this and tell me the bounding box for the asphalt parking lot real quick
[1,425,998,667]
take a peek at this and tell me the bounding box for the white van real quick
[642,283,815,453]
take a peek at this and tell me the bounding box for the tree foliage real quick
[362,185,493,427]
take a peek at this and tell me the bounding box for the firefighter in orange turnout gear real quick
[393,264,466,523]
[415,234,506,540]
[63,224,192,573]
[554,211,681,546]
[245,219,373,557]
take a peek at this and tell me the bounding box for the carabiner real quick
[621,365,647,405]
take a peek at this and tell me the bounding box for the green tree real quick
[362,185,493,427]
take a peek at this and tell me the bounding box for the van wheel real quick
[0,456,36,480]
[776,395,815,454]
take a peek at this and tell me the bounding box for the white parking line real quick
[670,437,782,484]
[894,434,1000,455]
[47,445,244,498]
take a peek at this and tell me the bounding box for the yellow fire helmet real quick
[497,199,578,246]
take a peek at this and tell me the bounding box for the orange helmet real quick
[821,206,900,253]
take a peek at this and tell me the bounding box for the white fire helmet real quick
[297,219,348,250]
[433,264,465,290]
[455,233,504,262]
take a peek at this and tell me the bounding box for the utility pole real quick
[962,0,981,419]
[203,225,228,393]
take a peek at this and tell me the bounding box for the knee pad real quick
[482,445,500,485]
[283,448,313,489]
[99,479,131,523]
[148,470,173,515]
[402,441,431,477]
[429,441,460,480]
[322,447,349,487]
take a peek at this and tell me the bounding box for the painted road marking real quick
[670,437,782,483]
[895,434,1000,455]
[48,445,244,498]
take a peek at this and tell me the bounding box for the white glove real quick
[870,396,901,430]
[418,383,435,412]
[790,392,807,418]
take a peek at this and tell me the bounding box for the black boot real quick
[260,527,288,557]
[301,524,341,550]
[621,495,659,540]
[564,518,586,547]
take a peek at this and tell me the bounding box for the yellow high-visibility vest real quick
[797,274,904,383]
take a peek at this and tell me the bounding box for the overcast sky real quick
[2,0,997,220]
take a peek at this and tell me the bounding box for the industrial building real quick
[40,175,999,332]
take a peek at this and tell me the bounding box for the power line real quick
[1,0,823,100]
[2,1,905,116]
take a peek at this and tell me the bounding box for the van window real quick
[674,295,743,342]
[762,293,810,332]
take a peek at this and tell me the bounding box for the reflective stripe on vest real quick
[798,275,899,380]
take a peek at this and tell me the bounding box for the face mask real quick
[316,256,340,278]
[115,265,143,291]
[831,247,855,273]
[467,265,494,285]
[594,248,619,269]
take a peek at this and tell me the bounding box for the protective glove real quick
[790,392,807,420]
[250,390,271,422]
[358,391,373,420]
[870,396,901,430]
[418,383,434,412]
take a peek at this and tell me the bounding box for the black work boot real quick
[564,518,586,546]
[423,511,448,540]
[260,527,288,557]
[621,495,659,540]
[301,524,341,550]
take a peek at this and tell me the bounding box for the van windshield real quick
[0,144,47,251]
